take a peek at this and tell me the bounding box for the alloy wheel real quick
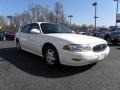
[46,49,56,65]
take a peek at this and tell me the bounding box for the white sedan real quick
[15,22,110,67]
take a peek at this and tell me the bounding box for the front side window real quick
[41,23,73,34]
[30,23,40,30]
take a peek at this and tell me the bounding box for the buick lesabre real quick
[15,22,110,67]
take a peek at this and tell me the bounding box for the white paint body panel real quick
[16,22,110,66]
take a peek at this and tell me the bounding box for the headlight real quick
[63,44,91,52]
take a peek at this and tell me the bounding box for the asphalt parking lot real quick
[0,41,120,90]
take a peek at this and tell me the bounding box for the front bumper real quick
[59,46,110,66]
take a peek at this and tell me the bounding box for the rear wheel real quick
[16,41,21,52]
[44,45,60,67]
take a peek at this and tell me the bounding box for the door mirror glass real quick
[30,29,40,34]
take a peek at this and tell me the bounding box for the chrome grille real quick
[93,44,107,52]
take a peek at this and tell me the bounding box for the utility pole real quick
[114,0,119,28]
[92,2,99,31]
[68,15,73,28]
[7,15,13,26]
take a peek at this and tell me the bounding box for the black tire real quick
[111,40,118,45]
[16,40,21,52]
[44,45,60,67]
[3,36,6,41]
[104,35,111,43]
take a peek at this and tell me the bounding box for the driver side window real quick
[30,23,40,31]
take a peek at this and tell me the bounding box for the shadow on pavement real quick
[108,43,120,47]
[0,47,96,78]
[108,43,120,50]
[116,48,120,50]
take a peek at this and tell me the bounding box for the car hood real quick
[46,33,106,44]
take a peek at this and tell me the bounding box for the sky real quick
[0,0,119,27]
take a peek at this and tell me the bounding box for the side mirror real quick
[30,29,40,34]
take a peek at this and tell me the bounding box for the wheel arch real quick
[42,42,58,56]
[16,38,19,42]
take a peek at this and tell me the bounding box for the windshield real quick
[41,23,73,34]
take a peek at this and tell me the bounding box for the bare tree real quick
[29,4,36,21]
[80,24,88,32]
[0,2,99,33]
[20,11,32,26]
[13,14,21,26]
[54,1,65,23]
[0,16,6,25]
[88,24,95,30]
[48,11,55,22]
[29,4,49,22]
[42,5,49,22]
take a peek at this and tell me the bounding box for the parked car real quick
[77,32,87,35]
[0,31,6,40]
[88,30,96,36]
[15,22,110,67]
[94,28,111,42]
[111,28,120,45]
[5,32,15,40]
[77,29,91,35]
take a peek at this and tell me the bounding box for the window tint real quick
[21,24,30,33]
[30,23,40,30]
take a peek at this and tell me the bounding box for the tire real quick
[16,41,21,52]
[111,40,118,45]
[3,36,6,41]
[44,45,60,67]
[104,35,111,43]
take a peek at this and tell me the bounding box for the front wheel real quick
[44,46,60,67]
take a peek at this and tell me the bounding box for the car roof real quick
[31,22,58,25]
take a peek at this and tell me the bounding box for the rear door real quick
[19,24,31,50]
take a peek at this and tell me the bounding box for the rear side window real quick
[21,24,30,33]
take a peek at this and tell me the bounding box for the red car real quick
[5,32,15,40]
